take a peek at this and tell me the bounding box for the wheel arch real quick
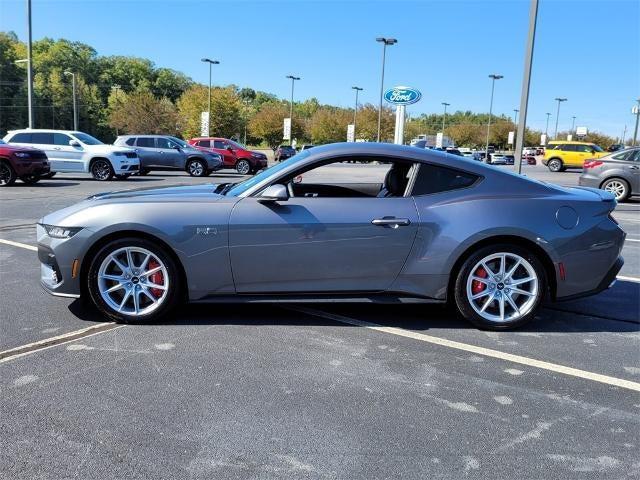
[446,234,557,302]
[80,229,189,302]
[88,156,112,169]
[599,175,630,189]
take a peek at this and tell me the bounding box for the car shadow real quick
[15,181,80,187]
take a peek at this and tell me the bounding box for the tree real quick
[447,123,485,147]
[309,108,351,144]
[177,85,244,139]
[249,103,304,150]
[351,104,394,142]
[108,89,178,135]
[153,68,192,102]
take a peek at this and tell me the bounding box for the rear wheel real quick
[601,177,630,202]
[20,174,41,184]
[547,158,564,172]
[91,159,114,181]
[236,159,251,175]
[0,161,17,186]
[454,245,546,330]
[87,238,180,323]
[187,158,207,177]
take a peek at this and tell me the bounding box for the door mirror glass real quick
[69,139,81,147]
[258,184,288,202]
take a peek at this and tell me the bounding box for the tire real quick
[87,237,181,323]
[601,177,630,202]
[138,169,150,176]
[41,172,56,179]
[20,175,41,185]
[187,158,207,177]
[547,158,564,172]
[91,159,114,181]
[236,159,251,175]
[0,161,17,186]
[454,244,546,330]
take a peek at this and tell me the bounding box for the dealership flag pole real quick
[514,0,539,175]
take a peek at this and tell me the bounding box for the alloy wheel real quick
[92,160,112,180]
[188,160,205,176]
[236,160,250,175]
[466,252,538,324]
[0,163,13,185]
[97,246,169,316]
[548,159,561,172]
[603,180,627,201]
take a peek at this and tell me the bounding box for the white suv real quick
[3,129,139,181]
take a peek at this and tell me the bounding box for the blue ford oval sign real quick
[384,86,422,105]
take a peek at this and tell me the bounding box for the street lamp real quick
[286,75,300,145]
[201,58,219,137]
[63,71,78,131]
[513,109,519,125]
[632,99,640,146]
[545,112,551,137]
[485,74,503,162]
[571,116,576,134]
[375,37,397,142]
[26,0,34,128]
[553,97,567,139]
[441,102,450,136]
[352,86,363,137]
[111,85,122,135]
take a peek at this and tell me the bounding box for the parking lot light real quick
[201,58,220,137]
[553,97,567,139]
[632,98,640,146]
[441,102,450,136]
[63,71,78,131]
[286,75,301,146]
[376,37,397,142]
[571,116,576,135]
[352,86,363,137]
[545,112,551,137]
[485,74,503,163]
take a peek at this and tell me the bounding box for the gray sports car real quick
[37,143,625,330]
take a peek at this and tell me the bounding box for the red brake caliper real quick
[148,259,164,298]
[472,267,488,295]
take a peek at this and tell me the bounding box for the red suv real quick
[0,139,50,186]
[188,137,268,175]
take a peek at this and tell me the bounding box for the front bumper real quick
[206,157,224,171]
[111,157,140,174]
[14,160,50,176]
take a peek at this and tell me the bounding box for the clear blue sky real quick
[2,0,638,137]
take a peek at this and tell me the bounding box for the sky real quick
[1,0,639,138]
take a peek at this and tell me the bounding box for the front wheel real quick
[0,161,17,186]
[87,238,180,323]
[236,159,251,175]
[547,158,564,172]
[137,168,150,176]
[91,159,114,181]
[187,159,207,177]
[20,174,41,184]
[115,174,131,180]
[602,178,630,202]
[454,245,546,330]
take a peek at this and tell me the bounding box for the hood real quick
[85,144,134,154]
[87,183,224,201]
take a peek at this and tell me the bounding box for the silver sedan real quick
[37,143,625,330]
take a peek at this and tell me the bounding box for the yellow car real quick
[543,141,606,172]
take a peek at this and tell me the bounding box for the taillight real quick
[583,160,603,169]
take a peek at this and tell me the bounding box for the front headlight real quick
[41,224,83,239]
[14,152,31,158]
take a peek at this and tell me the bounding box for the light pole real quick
[485,74,503,162]
[63,71,78,130]
[286,75,300,145]
[513,109,519,125]
[376,37,397,142]
[571,116,576,134]
[441,102,450,136]
[352,86,363,137]
[545,112,551,137]
[111,85,122,135]
[201,58,219,137]
[26,0,34,128]
[632,99,640,146]
[553,97,567,139]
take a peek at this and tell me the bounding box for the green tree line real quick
[0,32,622,149]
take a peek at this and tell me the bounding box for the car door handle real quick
[629,165,639,170]
[53,147,61,150]
[371,217,411,228]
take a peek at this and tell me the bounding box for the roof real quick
[547,140,596,145]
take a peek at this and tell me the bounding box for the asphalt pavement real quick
[1,160,639,479]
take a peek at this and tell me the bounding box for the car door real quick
[52,133,84,171]
[135,137,159,168]
[228,161,419,293]
[155,137,183,168]
[627,150,640,192]
[214,140,236,167]
[28,132,60,168]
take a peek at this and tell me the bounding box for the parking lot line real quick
[286,306,640,393]
[618,275,640,283]
[0,323,123,364]
[0,238,37,251]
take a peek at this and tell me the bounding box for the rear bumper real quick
[578,174,600,188]
[556,256,623,301]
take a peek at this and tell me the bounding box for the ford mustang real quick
[37,143,625,329]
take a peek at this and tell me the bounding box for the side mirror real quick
[227,146,234,152]
[258,184,288,203]
[69,139,81,147]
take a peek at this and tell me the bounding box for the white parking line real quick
[0,238,37,251]
[626,238,640,243]
[287,306,640,393]
[618,275,640,283]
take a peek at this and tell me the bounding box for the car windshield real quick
[169,136,190,148]
[225,149,311,197]
[226,139,246,150]
[0,139,6,145]
[591,144,604,152]
[71,132,103,145]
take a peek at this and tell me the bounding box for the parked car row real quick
[579,147,639,201]
[1,129,270,183]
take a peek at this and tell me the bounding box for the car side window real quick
[125,138,136,146]
[31,132,54,145]
[156,137,173,149]
[9,132,32,143]
[611,150,634,161]
[213,140,226,149]
[136,137,155,148]
[53,133,72,146]
[577,145,592,153]
[198,140,210,147]
[627,150,640,162]
[411,164,479,196]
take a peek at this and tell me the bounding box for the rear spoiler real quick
[568,186,616,203]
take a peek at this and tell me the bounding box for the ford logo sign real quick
[384,86,422,106]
